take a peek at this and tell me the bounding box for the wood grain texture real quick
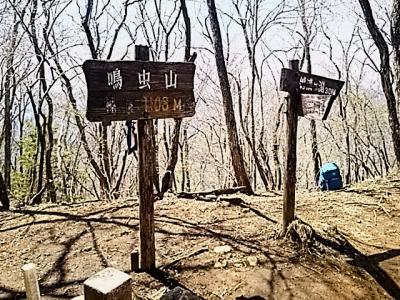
[282,60,300,233]
[136,45,156,271]
[83,60,196,121]
[21,263,41,300]
[83,60,195,91]
[138,119,155,270]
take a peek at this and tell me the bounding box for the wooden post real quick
[21,263,41,300]
[130,249,139,272]
[135,45,156,271]
[282,59,300,233]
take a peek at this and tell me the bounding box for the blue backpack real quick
[318,163,342,191]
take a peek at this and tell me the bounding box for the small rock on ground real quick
[247,256,258,267]
[160,287,201,300]
[214,260,228,268]
[213,245,232,254]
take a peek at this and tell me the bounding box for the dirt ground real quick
[0,176,399,299]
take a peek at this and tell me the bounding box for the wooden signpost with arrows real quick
[280,60,344,232]
[280,66,344,120]
[83,45,196,270]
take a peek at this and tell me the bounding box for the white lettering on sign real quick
[138,69,151,89]
[324,87,337,96]
[127,103,134,113]
[165,70,178,89]
[107,68,123,90]
[298,75,338,96]
[317,80,326,94]
[299,84,313,92]
[105,97,117,113]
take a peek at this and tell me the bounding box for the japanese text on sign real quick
[138,69,151,89]
[108,68,122,90]
[279,67,345,121]
[299,76,336,96]
[84,60,196,121]
[136,69,179,90]
[280,68,344,98]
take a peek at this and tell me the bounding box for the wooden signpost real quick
[280,61,344,232]
[280,67,344,120]
[83,45,196,271]
[83,60,195,122]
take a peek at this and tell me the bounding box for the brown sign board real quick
[83,60,196,122]
[280,68,344,120]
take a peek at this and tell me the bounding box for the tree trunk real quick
[3,29,16,191]
[392,0,400,115]
[310,120,320,183]
[232,73,271,191]
[359,0,400,166]
[44,96,57,202]
[206,0,252,194]
[183,128,191,191]
[2,2,26,190]
[161,119,182,194]
[26,89,45,203]
[345,126,351,184]
[83,0,112,198]
[0,172,10,210]
[180,140,186,192]
[40,11,110,199]
[30,0,56,202]
[273,104,283,190]
[298,0,321,183]
[160,0,191,194]
[99,124,112,199]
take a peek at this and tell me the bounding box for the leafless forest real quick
[0,0,399,207]
[1,1,400,299]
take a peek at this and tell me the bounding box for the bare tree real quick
[28,0,57,202]
[80,0,138,198]
[297,0,321,185]
[392,0,400,112]
[160,0,193,195]
[228,0,286,190]
[2,0,28,194]
[206,0,252,193]
[358,0,400,166]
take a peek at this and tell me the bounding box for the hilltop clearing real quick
[0,176,399,299]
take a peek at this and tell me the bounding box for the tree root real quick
[282,218,356,257]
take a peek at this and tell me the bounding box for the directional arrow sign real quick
[280,68,344,120]
[83,60,196,122]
